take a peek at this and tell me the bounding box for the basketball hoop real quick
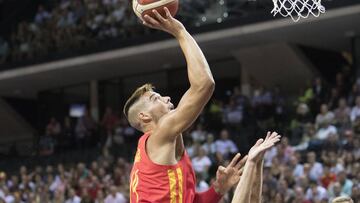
[271,0,325,22]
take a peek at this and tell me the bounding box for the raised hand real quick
[142,7,185,38]
[213,153,248,195]
[248,132,281,163]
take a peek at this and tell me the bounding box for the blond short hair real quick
[123,84,154,130]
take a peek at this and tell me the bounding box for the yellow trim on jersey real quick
[168,169,177,203]
[134,149,141,163]
[176,167,183,203]
[130,169,139,203]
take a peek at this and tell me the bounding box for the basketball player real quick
[231,132,281,203]
[124,7,248,203]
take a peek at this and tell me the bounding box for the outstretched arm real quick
[250,132,272,203]
[250,159,264,203]
[143,8,214,142]
[231,150,258,203]
[232,132,281,203]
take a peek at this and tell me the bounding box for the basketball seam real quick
[135,0,175,13]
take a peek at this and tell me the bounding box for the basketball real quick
[132,0,179,20]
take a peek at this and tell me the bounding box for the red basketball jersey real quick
[130,132,196,203]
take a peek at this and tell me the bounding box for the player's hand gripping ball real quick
[133,0,179,20]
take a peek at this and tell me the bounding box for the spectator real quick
[337,170,353,196]
[251,86,273,121]
[223,98,243,130]
[277,179,295,202]
[290,103,312,145]
[347,84,360,106]
[334,98,351,127]
[315,119,337,141]
[306,152,323,181]
[47,117,62,137]
[112,2,126,22]
[195,173,209,192]
[298,83,314,104]
[214,129,238,158]
[305,181,328,202]
[65,188,81,203]
[351,186,360,203]
[34,5,51,24]
[350,96,360,122]
[289,155,303,178]
[315,104,335,129]
[320,165,336,189]
[231,86,248,108]
[293,186,311,203]
[104,185,126,203]
[329,182,349,202]
[190,123,207,143]
[192,148,212,179]
[201,133,216,156]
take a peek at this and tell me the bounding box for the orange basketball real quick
[132,0,179,20]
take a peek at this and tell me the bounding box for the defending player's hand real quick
[213,153,247,195]
[248,131,281,163]
[142,7,186,38]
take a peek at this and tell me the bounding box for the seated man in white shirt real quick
[215,129,238,159]
[192,147,212,179]
[104,185,126,203]
[305,181,328,202]
[315,120,337,141]
[307,152,324,181]
[65,188,81,203]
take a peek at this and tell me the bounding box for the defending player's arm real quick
[231,157,257,203]
[143,8,215,141]
[232,132,281,203]
[250,159,264,203]
[250,132,270,203]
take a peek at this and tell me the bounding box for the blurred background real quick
[0,0,359,202]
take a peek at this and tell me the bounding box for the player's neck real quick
[142,122,157,134]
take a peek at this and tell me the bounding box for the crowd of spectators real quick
[1,62,360,203]
[0,0,145,65]
[0,0,220,66]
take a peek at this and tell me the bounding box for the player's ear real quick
[139,112,152,123]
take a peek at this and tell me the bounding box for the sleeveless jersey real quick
[130,133,196,203]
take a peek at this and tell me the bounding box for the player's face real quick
[145,91,174,122]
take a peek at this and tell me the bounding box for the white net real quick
[271,0,326,22]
